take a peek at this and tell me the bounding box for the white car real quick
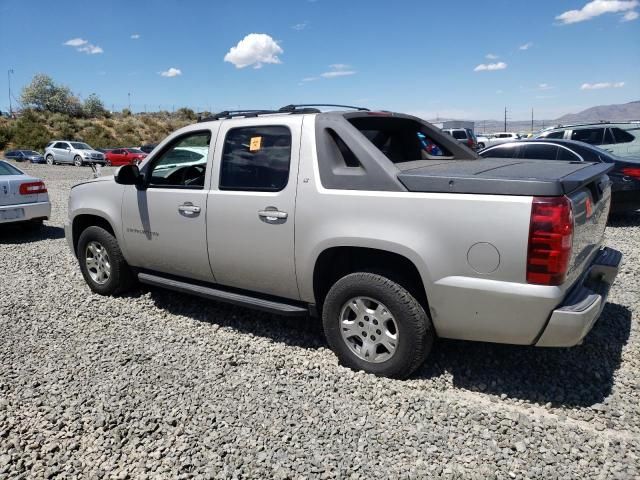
[486,132,521,146]
[0,160,51,228]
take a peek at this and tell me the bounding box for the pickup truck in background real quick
[64,105,621,378]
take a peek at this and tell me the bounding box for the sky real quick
[0,0,638,120]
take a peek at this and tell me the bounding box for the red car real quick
[105,148,147,166]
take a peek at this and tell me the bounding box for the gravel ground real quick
[1,162,639,479]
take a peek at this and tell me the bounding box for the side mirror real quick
[115,164,145,189]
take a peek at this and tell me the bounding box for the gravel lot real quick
[1,162,639,479]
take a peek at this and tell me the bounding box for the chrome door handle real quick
[178,202,201,215]
[258,208,288,222]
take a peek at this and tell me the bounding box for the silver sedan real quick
[0,160,51,228]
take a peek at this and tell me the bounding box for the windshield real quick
[126,148,144,154]
[70,142,92,150]
[0,160,22,175]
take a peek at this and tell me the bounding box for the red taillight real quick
[622,167,640,179]
[19,181,47,195]
[467,137,474,148]
[527,196,573,286]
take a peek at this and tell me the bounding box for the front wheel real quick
[322,272,434,379]
[73,155,83,167]
[77,226,135,295]
[477,142,485,149]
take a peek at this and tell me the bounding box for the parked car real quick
[65,106,620,378]
[442,128,478,150]
[479,139,640,213]
[44,141,106,166]
[3,150,45,163]
[534,122,640,157]
[105,148,148,166]
[0,160,50,228]
[139,144,158,154]
[476,134,493,149]
[485,132,521,146]
[96,148,115,154]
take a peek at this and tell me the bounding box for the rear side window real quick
[0,161,21,175]
[53,142,68,149]
[612,127,635,143]
[521,144,558,160]
[481,145,520,158]
[571,128,604,145]
[556,147,581,161]
[220,126,291,192]
[540,130,564,139]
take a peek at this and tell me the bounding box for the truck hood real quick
[70,175,114,189]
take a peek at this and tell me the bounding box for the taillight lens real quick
[467,137,474,148]
[527,196,573,286]
[19,181,47,195]
[622,167,640,180]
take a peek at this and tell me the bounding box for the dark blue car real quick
[4,150,45,163]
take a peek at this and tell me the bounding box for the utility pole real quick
[504,106,507,132]
[531,108,534,133]
[7,69,14,116]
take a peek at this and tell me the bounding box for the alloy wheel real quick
[85,241,111,285]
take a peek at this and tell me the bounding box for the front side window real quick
[481,144,520,158]
[612,127,635,144]
[571,128,604,145]
[71,142,91,150]
[148,131,210,188]
[219,126,291,192]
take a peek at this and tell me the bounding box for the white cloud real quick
[224,33,283,69]
[320,64,356,78]
[301,76,318,82]
[292,21,308,30]
[485,53,499,59]
[63,38,103,54]
[581,81,625,90]
[474,62,507,72]
[64,38,87,47]
[519,42,533,50]
[556,0,638,24]
[131,33,141,39]
[538,83,554,90]
[160,67,182,77]
[622,9,639,20]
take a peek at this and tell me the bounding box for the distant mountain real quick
[555,100,640,123]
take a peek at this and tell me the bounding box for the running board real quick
[138,272,309,316]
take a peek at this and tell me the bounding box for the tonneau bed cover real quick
[397,158,613,196]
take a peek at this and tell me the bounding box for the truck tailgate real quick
[397,158,613,196]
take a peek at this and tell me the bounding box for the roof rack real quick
[198,109,280,122]
[278,103,370,112]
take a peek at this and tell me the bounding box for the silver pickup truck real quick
[65,105,621,378]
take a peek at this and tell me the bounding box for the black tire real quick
[77,226,135,295]
[74,155,83,167]
[322,272,434,379]
[46,155,55,165]
[477,142,485,149]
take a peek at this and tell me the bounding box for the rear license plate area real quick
[0,208,25,221]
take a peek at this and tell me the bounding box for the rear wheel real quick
[46,155,54,165]
[478,142,485,149]
[74,155,83,167]
[77,226,135,295]
[322,272,434,378]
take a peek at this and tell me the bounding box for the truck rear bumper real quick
[535,247,621,347]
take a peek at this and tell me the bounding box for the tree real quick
[83,93,107,117]
[20,74,82,116]
[175,107,196,121]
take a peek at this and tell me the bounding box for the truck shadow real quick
[0,224,65,244]
[608,211,640,228]
[416,302,631,408]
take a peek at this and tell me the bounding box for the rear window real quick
[348,117,453,163]
[540,130,564,139]
[451,130,467,140]
[571,128,604,145]
[0,160,21,175]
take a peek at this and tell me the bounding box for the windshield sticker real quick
[249,136,262,152]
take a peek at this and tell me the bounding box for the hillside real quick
[0,110,193,151]
[555,100,640,123]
